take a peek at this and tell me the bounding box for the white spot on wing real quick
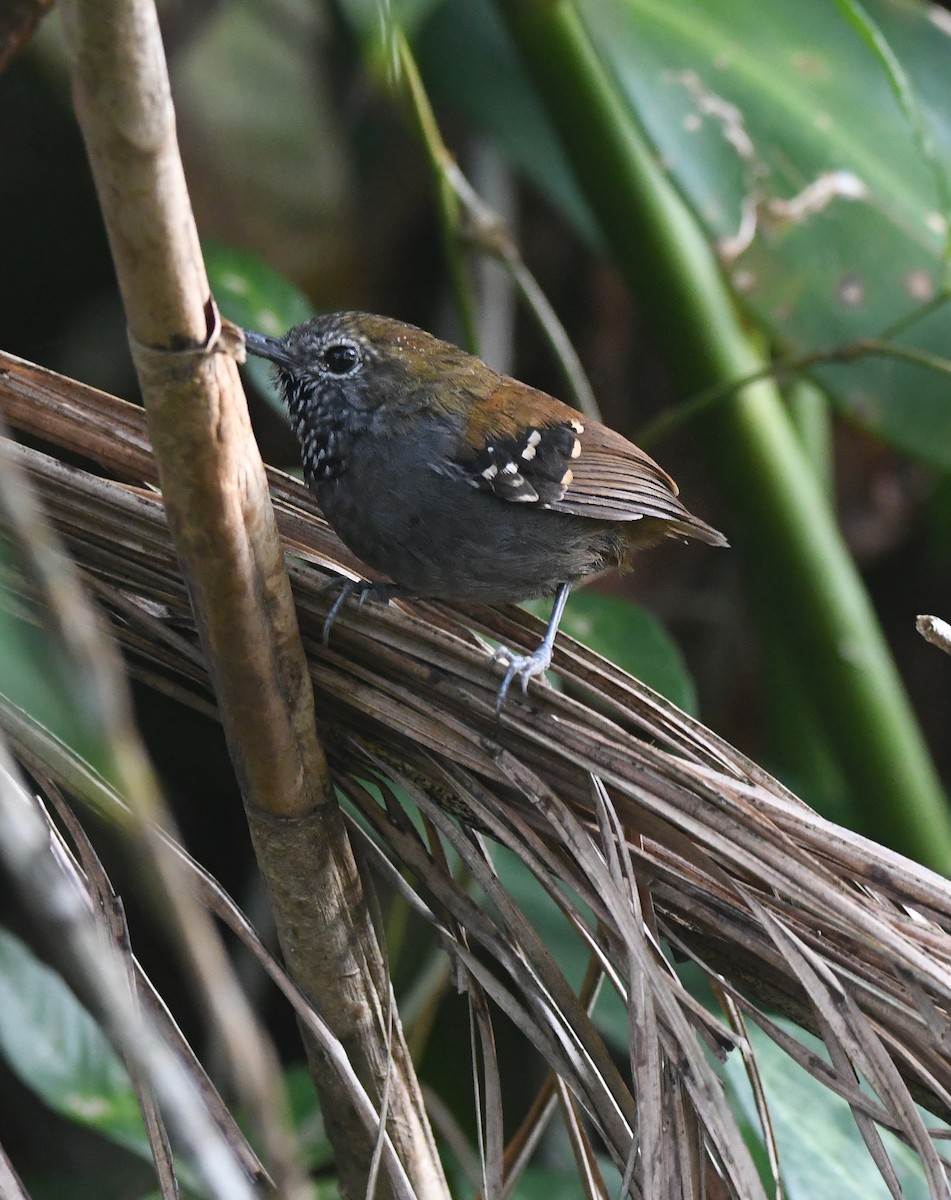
[521,429,542,461]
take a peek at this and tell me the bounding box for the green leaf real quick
[526,591,698,714]
[283,1063,334,1173]
[0,609,102,772]
[424,0,951,465]
[205,238,314,414]
[722,1017,934,1200]
[0,544,111,776]
[488,845,629,1049]
[340,0,443,43]
[574,0,951,466]
[206,239,313,336]
[510,1161,622,1200]
[0,928,149,1159]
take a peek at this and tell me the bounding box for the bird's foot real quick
[322,578,402,645]
[492,641,554,715]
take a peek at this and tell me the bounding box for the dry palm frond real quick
[3,352,951,1198]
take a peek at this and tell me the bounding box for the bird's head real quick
[242,311,482,424]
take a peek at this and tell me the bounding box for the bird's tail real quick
[666,512,729,548]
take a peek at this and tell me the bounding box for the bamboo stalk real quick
[59,2,448,1194]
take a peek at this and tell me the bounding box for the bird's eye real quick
[322,342,360,376]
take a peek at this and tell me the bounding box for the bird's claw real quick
[492,643,553,715]
[322,579,399,645]
[322,579,359,645]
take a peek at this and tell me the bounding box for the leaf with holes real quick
[418,0,951,465]
[576,0,951,466]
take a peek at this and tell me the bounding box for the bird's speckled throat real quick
[278,371,354,485]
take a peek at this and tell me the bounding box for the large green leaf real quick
[722,1017,933,1200]
[576,0,951,466]
[416,0,951,465]
[0,928,149,1159]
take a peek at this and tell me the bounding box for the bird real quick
[242,312,727,712]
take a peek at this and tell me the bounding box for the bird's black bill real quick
[242,328,296,369]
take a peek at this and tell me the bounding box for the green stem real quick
[636,328,951,450]
[396,34,480,353]
[759,626,853,828]
[394,33,600,414]
[785,377,834,504]
[500,0,951,869]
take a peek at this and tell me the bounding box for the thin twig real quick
[391,31,599,418]
[917,615,951,658]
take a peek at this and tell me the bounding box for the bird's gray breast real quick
[315,427,618,603]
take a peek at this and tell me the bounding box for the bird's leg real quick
[322,578,405,645]
[493,582,571,714]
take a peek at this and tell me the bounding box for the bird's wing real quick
[453,377,726,546]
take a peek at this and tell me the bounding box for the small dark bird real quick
[243,313,727,711]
